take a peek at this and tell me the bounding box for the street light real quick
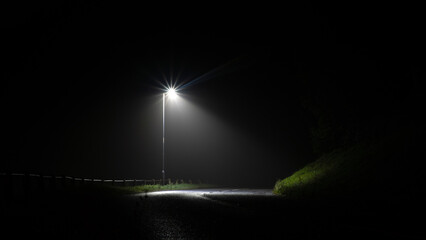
[162,87,178,185]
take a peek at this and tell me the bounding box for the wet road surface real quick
[129,189,284,239]
[121,188,422,239]
[2,187,423,239]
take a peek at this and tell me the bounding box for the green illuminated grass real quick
[273,143,376,199]
[60,182,216,196]
[273,127,425,210]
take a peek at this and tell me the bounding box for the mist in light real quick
[155,93,283,187]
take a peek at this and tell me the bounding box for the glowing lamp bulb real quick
[167,88,177,99]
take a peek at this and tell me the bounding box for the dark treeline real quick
[289,2,426,158]
[298,60,424,157]
[290,40,426,201]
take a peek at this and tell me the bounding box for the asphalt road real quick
[120,188,422,240]
[129,189,284,239]
[2,187,423,239]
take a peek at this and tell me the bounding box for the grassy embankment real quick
[273,129,424,205]
[274,143,375,199]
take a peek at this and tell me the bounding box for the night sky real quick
[2,1,424,187]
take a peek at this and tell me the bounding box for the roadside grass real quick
[273,126,425,204]
[273,143,374,199]
[68,183,217,196]
[271,134,419,202]
[272,127,426,239]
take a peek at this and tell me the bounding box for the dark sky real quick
[2,1,424,187]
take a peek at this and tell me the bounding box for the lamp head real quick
[166,88,178,99]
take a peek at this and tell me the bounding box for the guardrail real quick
[0,172,201,196]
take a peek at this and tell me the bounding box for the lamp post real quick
[162,88,177,185]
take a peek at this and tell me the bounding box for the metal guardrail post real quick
[61,175,66,188]
[50,175,56,191]
[39,174,44,192]
[5,172,12,196]
[24,173,29,197]
[72,177,75,187]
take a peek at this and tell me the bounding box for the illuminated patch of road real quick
[145,188,275,197]
[143,188,276,207]
[130,189,280,239]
